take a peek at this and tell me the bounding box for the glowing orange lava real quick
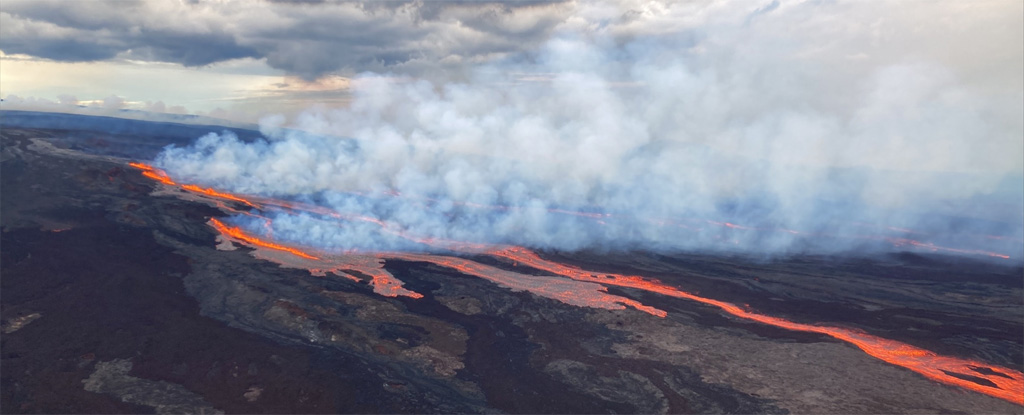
[387,253,666,316]
[209,214,423,299]
[138,168,177,185]
[130,163,167,184]
[128,162,155,171]
[130,163,261,208]
[182,184,260,208]
[486,246,1024,405]
[130,162,176,185]
[132,160,1023,405]
[367,269,425,298]
[208,218,320,260]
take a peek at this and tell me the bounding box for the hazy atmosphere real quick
[3,1,1023,413]
[3,0,1022,257]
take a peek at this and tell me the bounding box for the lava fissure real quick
[209,218,320,260]
[133,161,1024,405]
[385,253,667,317]
[484,246,1024,405]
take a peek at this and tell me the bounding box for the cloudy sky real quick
[1,0,1021,123]
[2,0,1022,255]
[1,0,574,119]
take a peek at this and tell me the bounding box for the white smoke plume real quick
[154,1,1024,259]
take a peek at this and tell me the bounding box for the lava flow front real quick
[487,247,1024,405]
[130,161,1024,406]
[209,218,319,260]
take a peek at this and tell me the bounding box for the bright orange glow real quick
[209,215,423,299]
[209,218,320,260]
[329,259,429,298]
[131,159,1023,404]
[128,162,154,171]
[140,170,177,185]
[131,162,262,208]
[182,184,260,208]
[131,162,177,185]
[486,246,1024,405]
[386,253,666,317]
[368,269,425,298]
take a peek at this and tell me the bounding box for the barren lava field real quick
[2,112,1022,414]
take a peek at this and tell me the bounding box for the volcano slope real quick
[1,115,1022,414]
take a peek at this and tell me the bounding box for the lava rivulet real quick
[209,218,320,260]
[128,162,156,172]
[486,247,1024,405]
[130,163,260,208]
[133,160,1015,261]
[207,218,655,310]
[133,161,1023,405]
[130,165,426,299]
[211,219,424,299]
[182,184,260,208]
[387,253,666,317]
[130,162,177,186]
[358,263,426,299]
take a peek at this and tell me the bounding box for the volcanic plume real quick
[129,9,1022,406]
[130,162,1024,405]
[149,27,1024,260]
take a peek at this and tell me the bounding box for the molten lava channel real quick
[130,163,262,209]
[208,218,662,314]
[486,247,1024,405]
[132,161,1024,406]
[387,253,666,316]
[182,184,260,208]
[209,218,319,260]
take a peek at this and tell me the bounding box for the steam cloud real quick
[154,2,1024,260]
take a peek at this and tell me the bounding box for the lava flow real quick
[132,161,1023,405]
[129,162,177,185]
[387,253,666,316]
[486,246,1024,405]
[129,163,261,209]
[209,218,319,260]
[207,219,657,312]
[209,217,425,299]
[182,184,260,208]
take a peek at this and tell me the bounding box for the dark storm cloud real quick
[0,0,570,78]
[122,34,260,67]
[0,1,260,66]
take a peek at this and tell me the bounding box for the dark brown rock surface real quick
[2,118,1021,414]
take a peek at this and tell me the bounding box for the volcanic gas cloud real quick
[135,14,1022,406]
[151,44,1023,258]
[131,162,1023,405]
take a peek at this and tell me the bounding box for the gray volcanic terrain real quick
[1,112,1022,414]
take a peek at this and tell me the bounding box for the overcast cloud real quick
[2,1,1020,85]
[1,0,574,79]
[139,0,1024,258]
[3,0,1022,258]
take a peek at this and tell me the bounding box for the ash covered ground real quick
[2,112,1022,414]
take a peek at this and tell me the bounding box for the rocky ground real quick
[2,118,1021,413]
